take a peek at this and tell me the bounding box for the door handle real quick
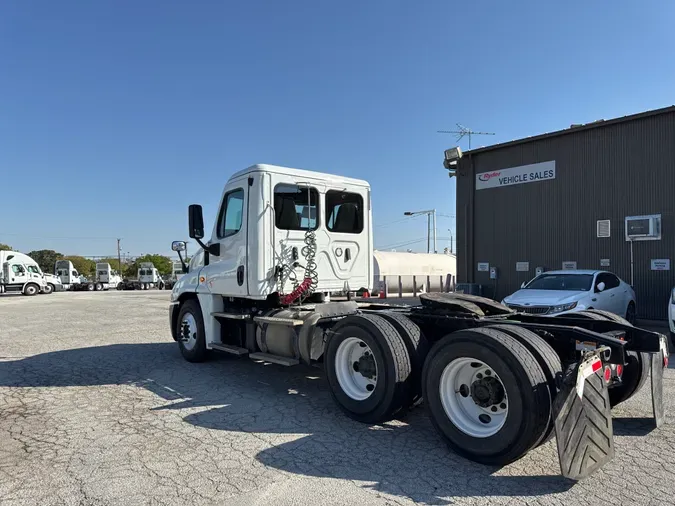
[344,248,351,262]
[237,265,245,286]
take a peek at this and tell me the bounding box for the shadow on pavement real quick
[0,343,575,503]
[611,417,658,436]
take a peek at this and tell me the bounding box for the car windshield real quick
[525,274,593,291]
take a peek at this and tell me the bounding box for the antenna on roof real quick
[437,124,495,149]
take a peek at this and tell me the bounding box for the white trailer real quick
[167,163,667,481]
[0,250,49,295]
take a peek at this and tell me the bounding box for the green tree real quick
[63,256,96,278]
[127,254,173,277]
[27,250,64,274]
[0,243,13,251]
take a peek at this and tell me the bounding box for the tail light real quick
[616,364,623,377]
[603,366,611,383]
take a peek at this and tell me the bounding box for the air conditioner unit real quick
[625,214,661,241]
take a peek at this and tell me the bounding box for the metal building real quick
[454,105,675,320]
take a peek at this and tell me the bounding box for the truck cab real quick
[0,251,48,295]
[95,263,122,289]
[173,164,372,301]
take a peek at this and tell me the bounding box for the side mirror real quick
[596,282,606,292]
[171,241,186,252]
[188,204,205,239]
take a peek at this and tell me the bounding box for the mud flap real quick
[650,334,668,428]
[553,353,614,480]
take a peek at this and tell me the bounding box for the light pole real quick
[404,209,437,253]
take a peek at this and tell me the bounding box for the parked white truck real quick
[118,262,165,290]
[167,163,667,480]
[55,260,122,291]
[0,250,50,295]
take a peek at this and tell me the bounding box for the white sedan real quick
[502,269,636,323]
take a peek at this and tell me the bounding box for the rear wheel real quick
[95,282,103,291]
[625,302,636,325]
[117,283,124,290]
[43,283,54,294]
[379,312,429,407]
[422,328,551,465]
[87,283,95,291]
[325,314,412,424]
[177,299,208,362]
[24,283,39,296]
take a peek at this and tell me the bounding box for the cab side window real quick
[12,265,25,275]
[27,266,40,274]
[217,189,245,238]
[326,190,364,234]
[274,184,318,230]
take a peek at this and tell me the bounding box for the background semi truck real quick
[168,164,667,480]
[55,260,122,291]
[119,262,165,290]
[0,250,50,295]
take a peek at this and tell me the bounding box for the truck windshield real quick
[525,274,593,291]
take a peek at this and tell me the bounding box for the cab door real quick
[7,263,29,288]
[203,178,248,297]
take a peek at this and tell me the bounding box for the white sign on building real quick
[476,160,556,190]
[651,259,670,271]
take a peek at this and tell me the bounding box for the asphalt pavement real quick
[0,291,674,505]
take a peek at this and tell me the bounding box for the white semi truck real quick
[0,250,50,295]
[168,163,667,480]
[55,260,122,291]
[118,262,165,290]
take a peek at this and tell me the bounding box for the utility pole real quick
[437,124,495,150]
[404,210,437,253]
[117,238,122,273]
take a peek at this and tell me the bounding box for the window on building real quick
[326,190,364,234]
[274,184,318,230]
[217,188,245,239]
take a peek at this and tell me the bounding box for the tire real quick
[95,283,103,291]
[379,312,429,407]
[325,314,412,424]
[87,283,95,291]
[24,283,40,296]
[422,327,551,466]
[43,284,54,295]
[117,283,124,290]
[177,299,208,362]
[625,302,636,325]
[560,310,649,407]
[485,324,562,445]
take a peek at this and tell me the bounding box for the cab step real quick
[210,343,249,356]
[253,316,304,326]
[248,352,299,366]
[212,312,251,320]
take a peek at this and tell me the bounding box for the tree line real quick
[0,243,174,278]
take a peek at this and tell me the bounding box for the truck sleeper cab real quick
[169,164,667,481]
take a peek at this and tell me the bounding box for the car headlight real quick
[549,301,578,314]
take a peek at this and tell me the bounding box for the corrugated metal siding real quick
[456,111,675,320]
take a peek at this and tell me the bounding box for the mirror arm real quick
[194,238,220,257]
[177,251,188,274]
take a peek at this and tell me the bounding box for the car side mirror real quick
[171,241,186,252]
[596,282,606,292]
[188,204,205,239]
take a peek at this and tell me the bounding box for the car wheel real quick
[625,302,636,325]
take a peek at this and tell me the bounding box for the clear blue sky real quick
[2,0,673,258]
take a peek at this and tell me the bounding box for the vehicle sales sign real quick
[476,161,556,190]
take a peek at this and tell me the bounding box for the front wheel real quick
[43,284,54,294]
[24,283,40,296]
[176,300,208,362]
[422,328,551,466]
